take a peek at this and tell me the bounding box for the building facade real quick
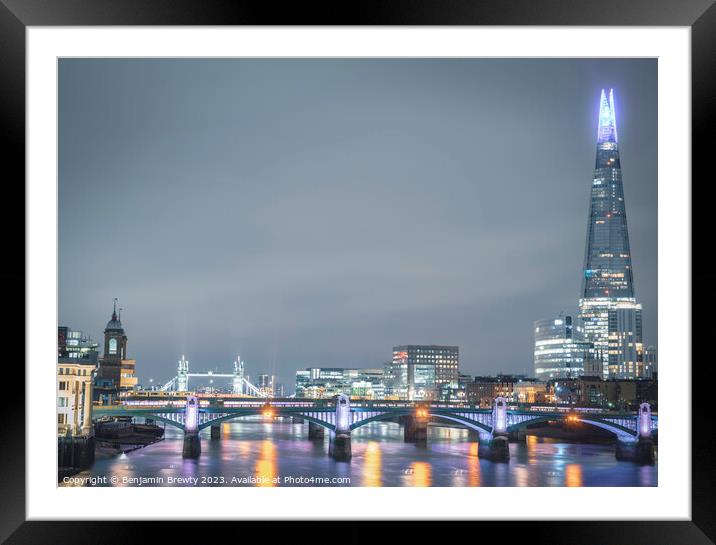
[58,329,98,436]
[465,375,548,407]
[294,367,386,399]
[390,345,459,401]
[551,376,657,410]
[643,345,658,379]
[578,89,646,379]
[607,307,644,379]
[533,315,598,380]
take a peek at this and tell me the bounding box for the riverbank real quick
[59,422,165,482]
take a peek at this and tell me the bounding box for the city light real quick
[59,84,658,487]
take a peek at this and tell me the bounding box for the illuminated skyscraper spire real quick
[597,88,618,144]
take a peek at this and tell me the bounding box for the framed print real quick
[2,0,714,542]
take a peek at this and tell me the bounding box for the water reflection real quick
[565,464,583,487]
[255,440,277,487]
[362,441,382,487]
[468,442,480,487]
[78,420,657,488]
[513,465,529,487]
[411,462,432,487]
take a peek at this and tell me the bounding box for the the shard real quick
[581,89,634,300]
[578,89,644,379]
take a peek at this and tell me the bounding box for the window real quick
[57,414,66,424]
[58,381,67,391]
[109,338,118,355]
[58,397,68,407]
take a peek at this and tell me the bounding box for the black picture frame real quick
[2,0,712,542]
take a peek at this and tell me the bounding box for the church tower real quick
[103,298,127,362]
[94,298,137,403]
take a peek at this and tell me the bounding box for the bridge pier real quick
[477,397,510,462]
[615,438,655,464]
[182,395,201,459]
[210,424,221,440]
[403,415,428,444]
[614,402,656,465]
[308,421,325,440]
[614,403,656,464]
[328,432,352,461]
[478,433,510,462]
[329,394,352,461]
[508,428,528,443]
[182,433,201,458]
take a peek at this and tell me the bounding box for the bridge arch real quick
[348,410,493,435]
[144,414,187,432]
[349,409,412,431]
[196,410,337,432]
[427,412,493,435]
[506,414,637,441]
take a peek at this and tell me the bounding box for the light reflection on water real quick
[255,440,277,486]
[362,441,382,487]
[81,419,657,487]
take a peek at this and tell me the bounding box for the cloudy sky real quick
[58,58,657,390]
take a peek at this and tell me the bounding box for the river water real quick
[77,418,657,487]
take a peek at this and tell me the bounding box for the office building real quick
[607,307,644,379]
[533,315,598,380]
[391,345,459,401]
[643,345,658,379]
[294,367,387,399]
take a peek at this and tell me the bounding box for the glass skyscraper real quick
[578,89,644,379]
[533,315,597,380]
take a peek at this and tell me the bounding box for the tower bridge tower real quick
[232,356,245,395]
[177,355,189,392]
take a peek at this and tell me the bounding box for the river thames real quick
[70,418,657,487]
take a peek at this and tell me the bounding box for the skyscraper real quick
[578,89,644,379]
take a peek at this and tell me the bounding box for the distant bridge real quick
[94,396,658,464]
[159,355,266,397]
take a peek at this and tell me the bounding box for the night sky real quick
[58,58,657,389]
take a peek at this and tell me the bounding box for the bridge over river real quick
[95,395,658,464]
